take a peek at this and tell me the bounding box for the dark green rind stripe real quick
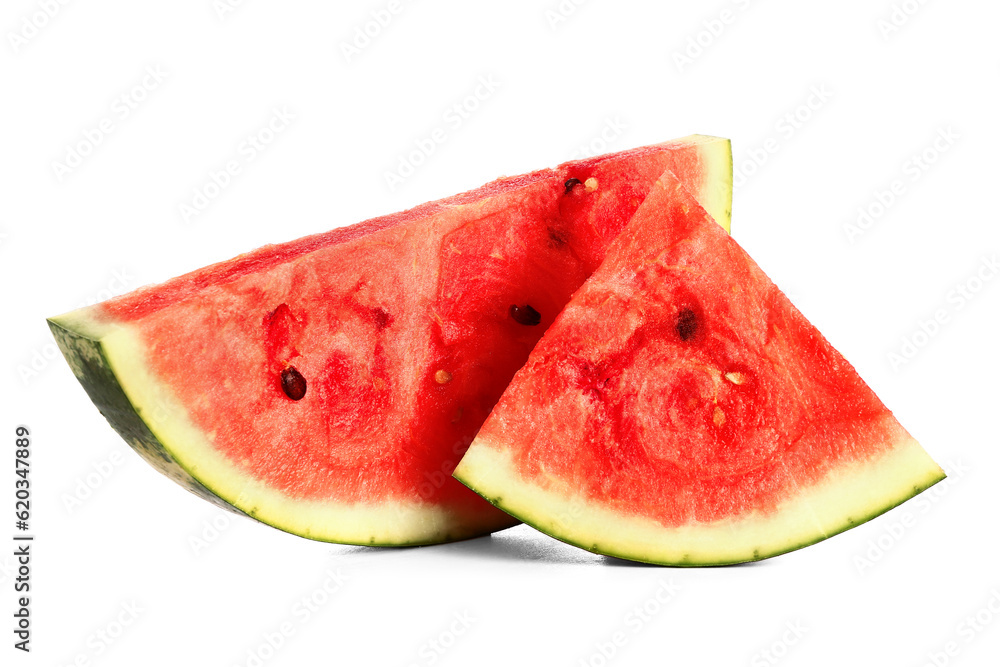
[47,317,516,546]
[453,468,947,567]
[47,317,253,519]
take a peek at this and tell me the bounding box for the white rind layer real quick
[676,134,733,233]
[454,429,945,565]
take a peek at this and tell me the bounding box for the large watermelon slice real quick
[49,136,732,546]
[454,168,945,564]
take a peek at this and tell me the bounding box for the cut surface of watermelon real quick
[453,169,944,564]
[50,136,732,546]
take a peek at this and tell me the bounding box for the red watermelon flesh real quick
[48,136,732,545]
[454,168,945,564]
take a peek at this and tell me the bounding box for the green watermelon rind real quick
[454,431,945,566]
[47,316,251,518]
[48,313,519,546]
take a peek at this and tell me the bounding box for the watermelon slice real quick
[49,136,732,546]
[454,168,945,565]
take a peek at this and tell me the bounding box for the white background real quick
[3,1,999,665]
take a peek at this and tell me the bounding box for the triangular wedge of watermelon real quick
[49,135,732,546]
[454,168,945,565]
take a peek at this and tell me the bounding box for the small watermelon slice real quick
[454,168,945,565]
[49,136,732,546]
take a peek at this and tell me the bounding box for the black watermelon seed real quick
[509,304,542,326]
[371,307,391,330]
[548,227,567,247]
[676,308,697,341]
[564,178,582,194]
[281,366,307,400]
